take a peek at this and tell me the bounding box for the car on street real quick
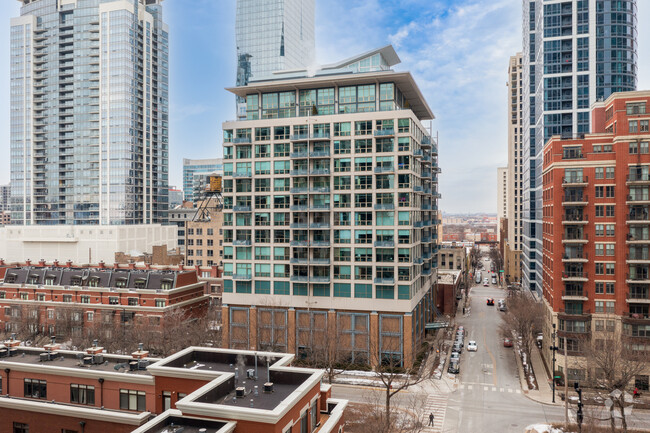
[491,276,497,284]
[483,278,489,287]
[467,340,478,351]
[486,298,494,306]
[448,360,460,374]
[503,338,513,347]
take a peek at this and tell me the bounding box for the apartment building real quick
[522,1,638,295]
[182,158,224,202]
[0,262,209,340]
[11,0,169,225]
[542,91,650,389]
[0,342,347,433]
[497,167,508,242]
[221,46,440,368]
[186,203,224,267]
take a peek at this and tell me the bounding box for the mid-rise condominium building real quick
[235,0,315,118]
[505,53,523,282]
[10,0,169,225]
[221,45,440,368]
[542,91,650,388]
[522,0,637,294]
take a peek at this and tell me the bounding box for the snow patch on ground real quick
[524,424,566,433]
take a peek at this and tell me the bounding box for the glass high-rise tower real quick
[235,0,315,118]
[521,0,637,294]
[10,0,169,226]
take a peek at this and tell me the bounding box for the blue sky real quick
[1,0,649,213]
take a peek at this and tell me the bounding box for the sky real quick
[0,0,649,213]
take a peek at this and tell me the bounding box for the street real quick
[332,254,650,432]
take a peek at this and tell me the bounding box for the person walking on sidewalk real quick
[428,413,434,426]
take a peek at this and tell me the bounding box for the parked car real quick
[499,303,507,312]
[483,278,489,287]
[503,338,513,347]
[450,351,461,363]
[486,298,495,306]
[467,340,478,351]
[448,360,460,374]
[453,342,463,353]
[457,326,465,332]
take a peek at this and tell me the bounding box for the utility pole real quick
[553,337,569,431]
[549,323,559,403]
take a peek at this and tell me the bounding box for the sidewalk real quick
[524,344,558,405]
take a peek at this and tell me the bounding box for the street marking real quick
[483,327,498,386]
[492,387,497,392]
[467,385,472,390]
[500,388,504,392]
[421,394,448,432]
[484,386,488,391]
[516,390,521,394]
[508,389,513,393]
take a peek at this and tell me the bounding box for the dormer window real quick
[116,277,127,288]
[5,274,16,284]
[161,279,173,290]
[45,275,56,285]
[71,276,82,286]
[88,276,100,288]
[28,274,39,285]
[134,278,146,289]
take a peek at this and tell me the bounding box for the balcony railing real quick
[233,274,252,280]
[290,258,309,264]
[311,241,331,247]
[562,176,588,185]
[290,187,310,194]
[310,169,331,176]
[233,240,252,246]
[563,213,587,222]
[627,292,650,301]
[374,240,395,247]
[232,171,252,178]
[563,195,588,203]
[290,205,309,211]
[290,275,310,282]
[311,204,330,211]
[290,223,309,229]
[374,277,395,284]
[627,273,650,282]
[310,151,330,158]
[290,169,309,176]
[233,137,251,144]
[558,308,591,317]
[374,129,395,137]
[628,211,650,221]
[562,290,586,298]
[374,166,394,173]
[627,173,650,182]
[233,206,252,212]
[310,276,331,283]
[627,252,650,261]
[310,223,330,229]
[563,232,587,241]
[563,252,587,260]
[291,133,310,141]
[627,195,650,202]
[374,203,395,210]
[413,149,423,157]
[311,187,331,193]
[290,240,309,247]
[563,271,587,279]
[311,258,331,265]
[290,151,309,158]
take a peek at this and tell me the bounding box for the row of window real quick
[0,292,166,307]
[223,280,418,300]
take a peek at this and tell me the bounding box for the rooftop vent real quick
[235,387,245,398]
[264,382,274,393]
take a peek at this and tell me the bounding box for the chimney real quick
[44,336,60,352]
[128,263,136,270]
[53,260,59,267]
[0,258,4,266]
[38,259,46,267]
[86,339,104,355]
[98,261,105,269]
[66,260,73,268]
[113,262,120,269]
[145,263,151,270]
[131,343,149,360]
[4,333,21,348]
[25,259,31,266]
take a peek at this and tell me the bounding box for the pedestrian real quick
[428,412,434,426]
[634,387,639,398]
[462,307,466,314]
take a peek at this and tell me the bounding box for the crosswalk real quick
[459,383,521,394]
[421,393,448,432]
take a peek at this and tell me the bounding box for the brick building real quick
[0,340,347,433]
[542,91,650,389]
[0,261,209,340]
[186,203,225,268]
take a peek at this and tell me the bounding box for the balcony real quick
[422,170,432,178]
[232,274,252,280]
[233,206,251,212]
[290,223,309,229]
[374,240,395,247]
[311,240,331,247]
[290,205,309,211]
[310,223,330,229]
[374,166,394,173]
[312,132,330,139]
[627,210,650,224]
[627,194,650,205]
[627,252,650,264]
[562,290,588,301]
[374,277,395,284]
[422,236,432,243]
[562,232,588,244]
[374,203,394,210]
[622,312,650,324]
[562,271,588,282]
[562,195,588,206]
[290,258,309,264]
[414,258,424,265]
[232,171,252,178]
[557,308,591,320]
[233,240,252,246]
[290,151,309,158]
[626,235,650,245]
[422,269,432,276]
[626,173,650,185]
[310,151,330,158]
[290,134,310,141]
[562,213,588,224]
[414,186,424,193]
[290,169,309,176]
[413,149,423,158]
[421,136,433,146]
[310,169,330,176]
[626,293,650,304]
[311,258,331,265]
[310,276,331,283]
[562,252,588,263]
[562,176,588,187]
[374,129,395,137]
[290,240,309,247]
[311,204,330,211]
[290,187,310,194]
[626,273,650,284]
[233,137,251,144]
[290,275,310,282]
[311,187,331,194]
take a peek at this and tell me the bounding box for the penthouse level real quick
[0,338,347,433]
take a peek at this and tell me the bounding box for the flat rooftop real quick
[138,416,230,433]
[0,346,157,376]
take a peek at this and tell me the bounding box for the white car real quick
[467,341,478,352]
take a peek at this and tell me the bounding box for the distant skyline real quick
[1,0,649,213]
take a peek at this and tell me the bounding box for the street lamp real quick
[550,323,559,403]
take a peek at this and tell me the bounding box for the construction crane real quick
[192,175,223,222]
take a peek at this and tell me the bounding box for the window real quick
[629,120,638,133]
[606,167,615,179]
[355,266,372,280]
[606,263,615,275]
[120,389,146,411]
[606,282,615,294]
[24,379,46,399]
[595,167,604,179]
[595,263,604,275]
[595,282,604,294]
[13,423,29,433]
[128,298,139,306]
[155,299,166,307]
[355,284,372,298]
[109,296,119,305]
[71,384,95,405]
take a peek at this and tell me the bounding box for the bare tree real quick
[500,291,544,377]
[370,323,432,427]
[488,247,504,274]
[582,331,647,433]
[469,245,481,270]
[350,392,427,433]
